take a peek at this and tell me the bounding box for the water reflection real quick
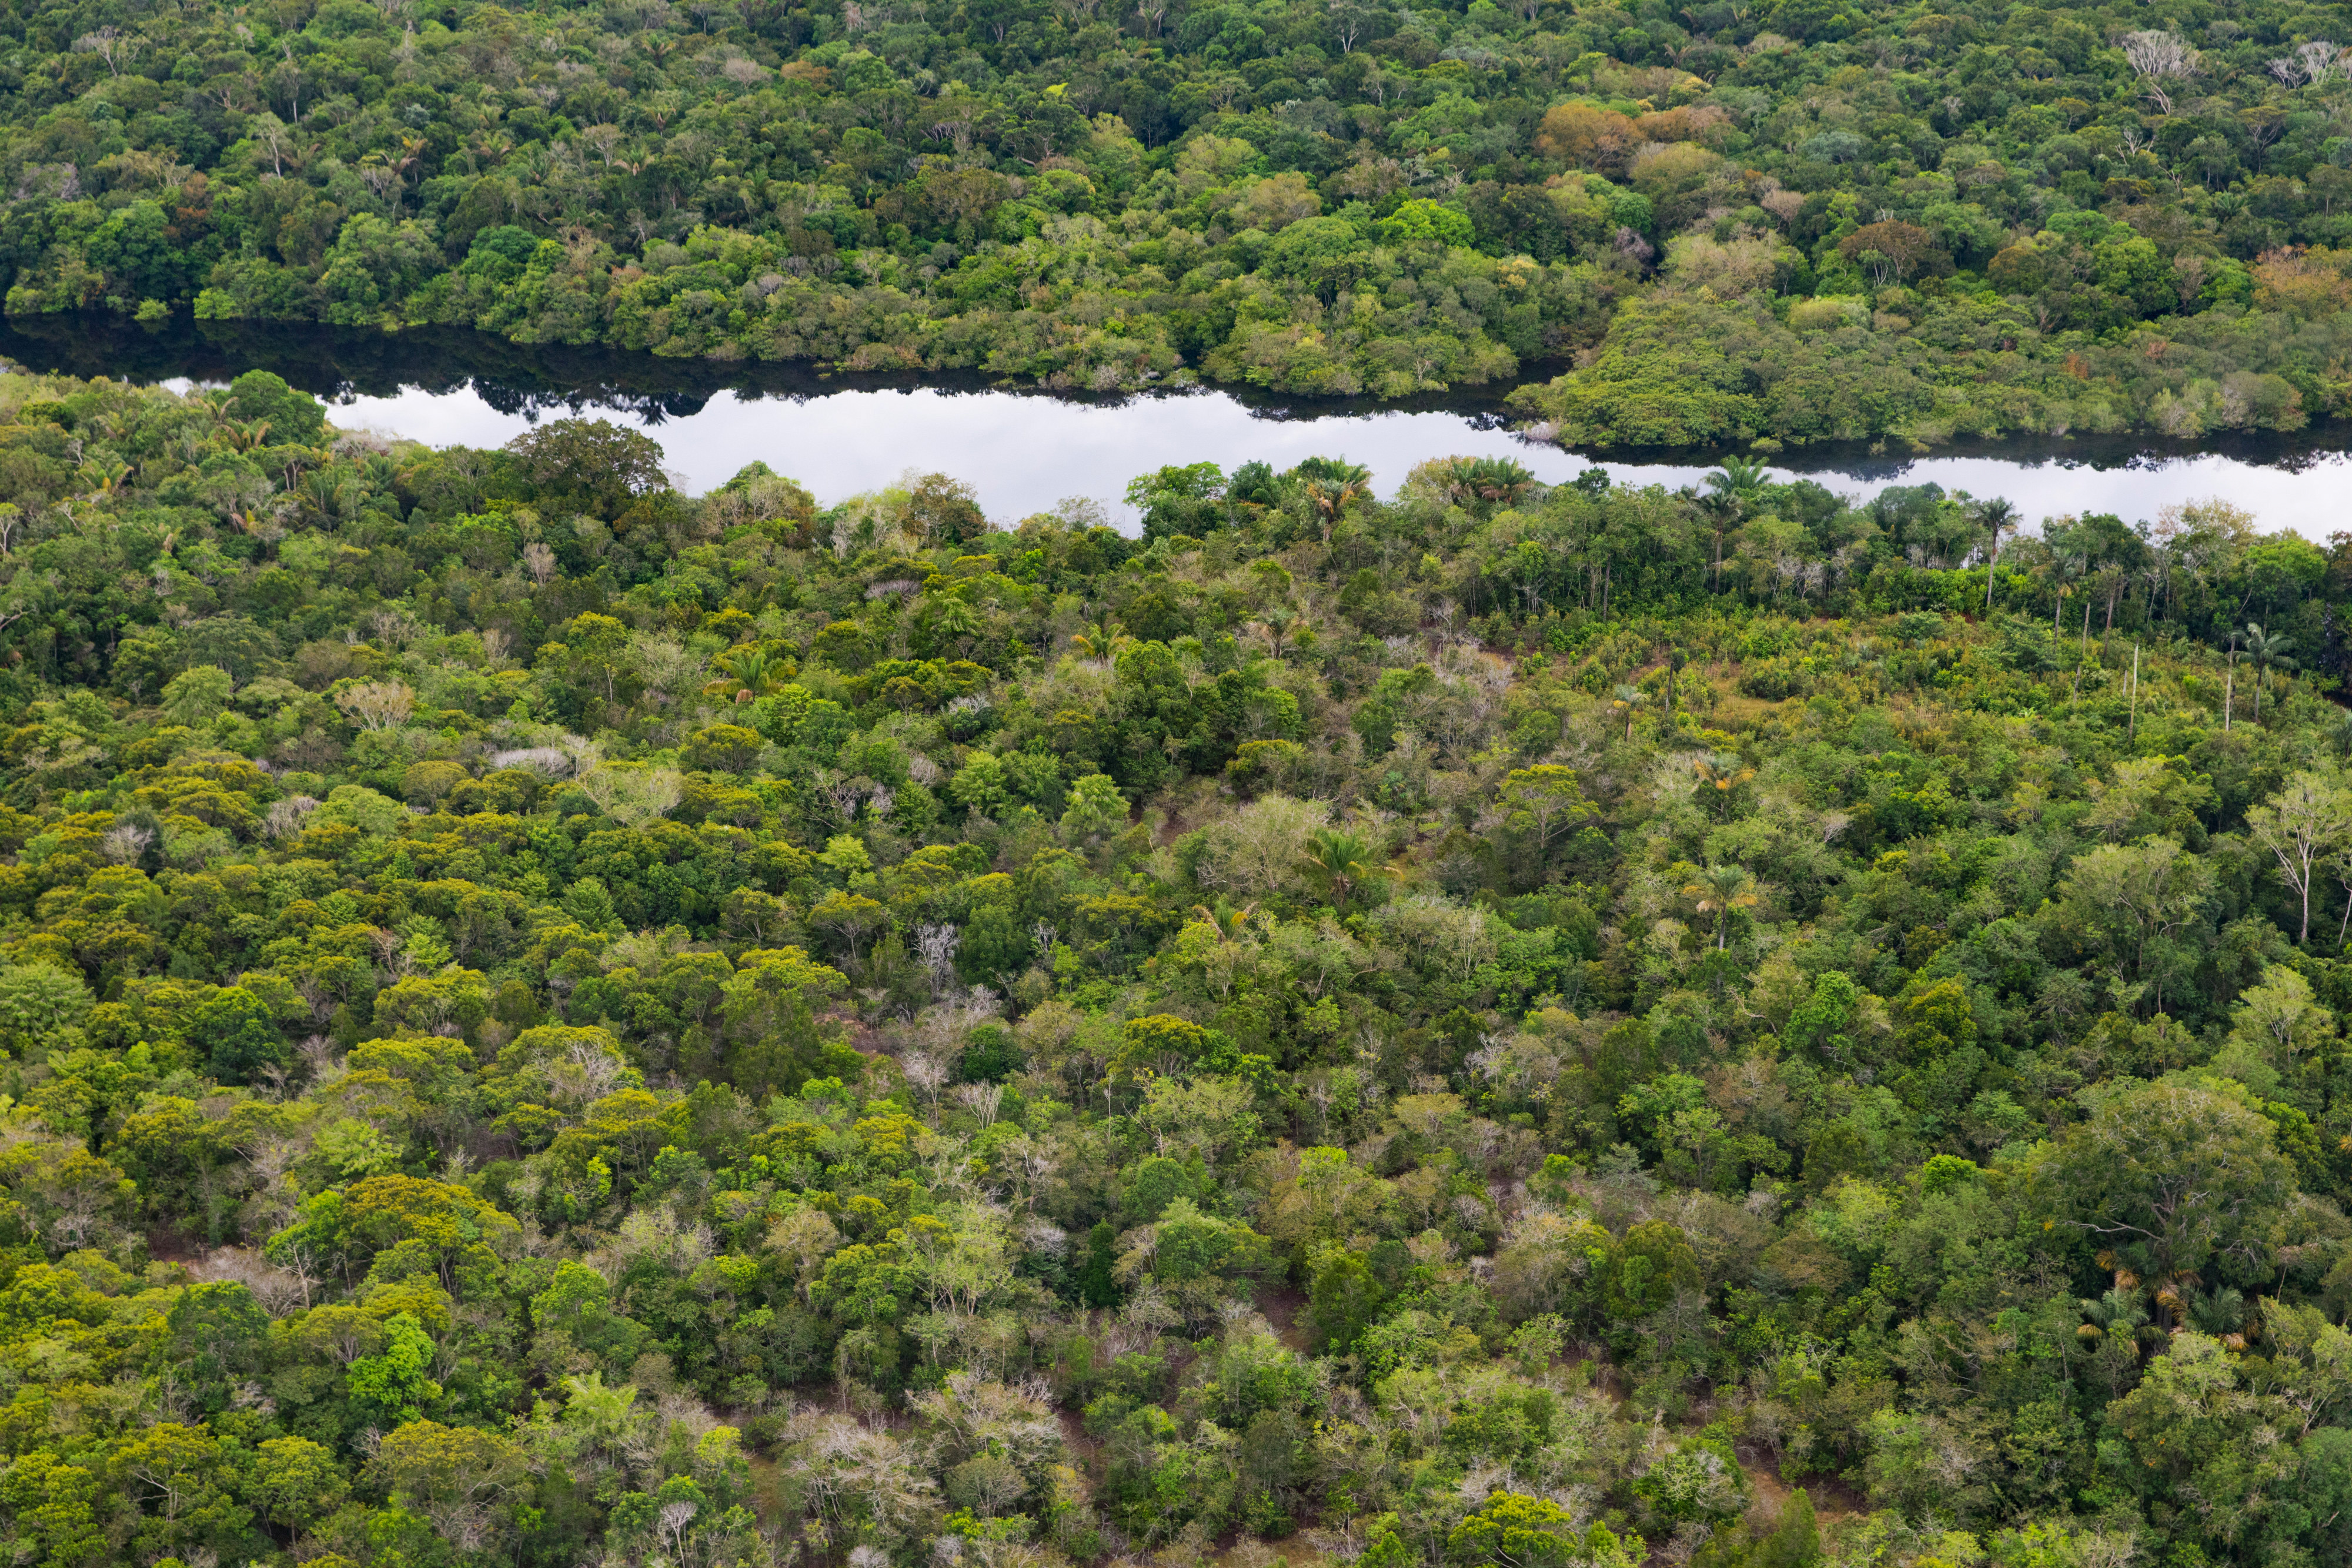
[7,316,2350,536]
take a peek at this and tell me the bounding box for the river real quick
[6,317,2350,536]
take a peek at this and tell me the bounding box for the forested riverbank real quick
[9,0,2352,444]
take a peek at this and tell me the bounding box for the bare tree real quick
[101,824,156,864]
[2250,770,2352,944]
[74,27,142,76]
[917,922,961,998]
[2122,31,2197,114]
[1329,0,1368,52]
[953,1081,1005,1126]
[578,763,684,827]
[902,1050,951,1124]
[336,680,415,731]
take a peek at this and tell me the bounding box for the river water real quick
[319,380,2352,537]
[7,317,2350,535]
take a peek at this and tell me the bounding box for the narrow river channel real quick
[313,379,2352,538]
[8,317,2347,534]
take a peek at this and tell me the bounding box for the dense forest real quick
[12,0,2352,443]
[12,364,2352,1568]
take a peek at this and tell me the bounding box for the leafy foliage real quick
[2,0,2352,437]
[4,372,2352,1567]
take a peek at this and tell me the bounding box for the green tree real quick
[0,961,93,1055]
[1449,1492,1643,1568]
[371,1420,529,1553]
[1061,773,1128,841]
[506,419,671,518]
[2043,1081,2294,1282]
[185,984,288,1085]
[347,1311,443,1425]
[249,1436,349,1533]
[1498,764,1595,854]
[160,664,235,727]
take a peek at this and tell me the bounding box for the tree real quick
[222,369,327,445]
[1449,1492,1644,1568]
[702,648,793,703]
[2123,29,2198,113]
[1308,1249,1387,1352]
[1300,826,1384,903]
[1060,773,1128,840]
[2042,1081,2294,1282]
[1534,103,1636,166]
[810,889,888,965]
[548,612,635,710]
[1605,1219,1699,1319]
[1755,1489,1820,1568]
[1973,497,2019,609]
[1609,683,1649,739]
[348,1311,444,1425]
[1114,1195,1273,1324]
[372,1420,529,1552]
[336,679,415,731]
[2053,835,2211,995]
[1682,864,1759,950]
[2248,770,2352,942]
[1498,764,1595,852]
[112,1422,253,1562]
[904,472,988,543]
[270,1173,521,1298]
[160,664,234,727]
[0,1450,104,1566]
[1292,456,1372,539]
[1836,221,1941,284]
[185,984,289,1084]
[249,1436,349,1533]
[0,961,93,1055]
[2244,620,2298,720]
[1127,462,1227,541]
[1700,456,1768,584]
[155,1281,270,1413]
[2221,965,2338,1089]
[579,762,684,827]
[505,419,670,518]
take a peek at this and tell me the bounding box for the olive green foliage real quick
[9,373,2352,1567]
[6,0,2352,438]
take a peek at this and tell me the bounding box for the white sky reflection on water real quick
[305,381,2352,537]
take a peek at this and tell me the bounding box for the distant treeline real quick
[7,0,2352,443]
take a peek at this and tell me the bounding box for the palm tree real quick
[1253,604,1300,660]
[2078,1283,2153,1358]
[1187,900,1258,940]
[1972,497,2019,611]
[1700,456,1769,589]
[1692,751,1755,819]
[1069,618,1130,661]
[1441,456,1536,511]
[1295,459,1372,542]
[1683,863,1759,950]
[77,457,130,497]
[1300,827,1383,904]
[2243,621,2297,721]
[2225,632,2240,731]
[701,645,793,703]
[223,417,273,453]
[1611,683,1649,740]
